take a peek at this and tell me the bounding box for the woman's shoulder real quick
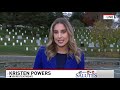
[38,45,46,51]
[40,45,46,49]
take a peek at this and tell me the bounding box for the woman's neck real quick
[57,46,68,54]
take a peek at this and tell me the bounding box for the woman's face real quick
[53,23,69,47]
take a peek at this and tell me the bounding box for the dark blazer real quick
[33,46,85,69]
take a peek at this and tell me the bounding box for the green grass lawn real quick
[0,46,39,56]
[0,45,120,58]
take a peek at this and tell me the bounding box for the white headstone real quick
[26,37,28,39]
[8,38,10,41]
[113,43,115,45]
[26,47,28,51]
[15,32,17,35]
[31,40,33,43]
[36,39,40,46]
[117,45,119,48]
[44,40,46,43]
[17,35,22,39]
[117,49,119,52]
[81,36,84,39]
[84,48,87,51]
[110,44,114,48]
[13,42,15,46]
[86,42,88,45]
[98,49,100,52]
[1,38,3,41]
[0,27,2,30]
[96,43,100,47]
[39,37,41,40]
[12,29,14,32]
[44,37,48,41]
[5,35,10,39]
[6,29,8,32]
[77,34,79,38]
[13,36,15,39]
[88,42,94,48]
[37,28,39,31]
[35,47,37,51]
[22,33,24,36]
[4,42,7,46]
[91,49,93,52]
[33,37,35,40]
[9,32,11,35]
[20,42,22,46]
[110,49,113,52]
[25,31,26,33]
[24,40,26,43]
[16,40,19,43]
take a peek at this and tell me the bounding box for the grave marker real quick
[35,47,37,51]
[4,42,7,46]
[26,47,28,51]
[13,42,15,46]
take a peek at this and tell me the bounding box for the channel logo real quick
[76,70,97,78]
[103,14,115,20]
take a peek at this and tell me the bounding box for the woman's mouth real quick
[58,40,64,43]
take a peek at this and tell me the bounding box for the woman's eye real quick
[62,30,66,33]
[54,31,58,34]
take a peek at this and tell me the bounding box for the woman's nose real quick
[58,33,62,38]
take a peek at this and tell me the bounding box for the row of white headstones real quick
[1,27,117,42]
[25,47,119,52]
[0,27,119,51]
[0,27,48,46]
[0,27,45,36]
[1,34,119,48]
[2,27,91,39]
[84,48,120,52]
[25,47,38,51]
[0,38,119,52]
[2,30,118,48]
[2,41,120,52]
[1,39,46,46]
[2,27,119,48]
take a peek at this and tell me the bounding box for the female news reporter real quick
[33,17,85,69]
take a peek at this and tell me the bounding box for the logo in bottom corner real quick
[76,70,97,78]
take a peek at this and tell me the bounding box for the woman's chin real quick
[57,44,64,47]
